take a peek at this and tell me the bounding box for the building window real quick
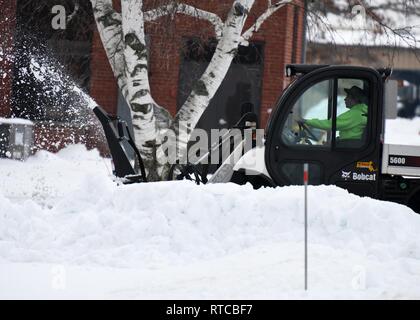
[178,38,265,131]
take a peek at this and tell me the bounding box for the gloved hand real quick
[296,117,306,127]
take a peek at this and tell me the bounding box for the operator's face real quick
[344,95,357,108]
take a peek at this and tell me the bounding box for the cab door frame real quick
[265,66,384,197]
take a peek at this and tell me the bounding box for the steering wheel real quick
[297,121,319,144]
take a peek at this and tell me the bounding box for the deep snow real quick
[0,119,420,299]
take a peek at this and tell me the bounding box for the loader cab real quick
[265,65,385,198]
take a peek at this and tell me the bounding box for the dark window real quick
[178,38,264,132]
[280,77,370,150]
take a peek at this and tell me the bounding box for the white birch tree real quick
[90,0,292,181]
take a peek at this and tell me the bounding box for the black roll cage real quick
[265,65,385,186]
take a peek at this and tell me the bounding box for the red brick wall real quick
[258,1,305,126]
[88,0,121,116]
[33,123,109,154]
[89,30,119,116]
[0,0,16,118]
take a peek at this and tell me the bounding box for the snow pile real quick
[0,145,112,208]
[0,145,420,299]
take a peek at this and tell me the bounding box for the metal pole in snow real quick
[303,163,308,291]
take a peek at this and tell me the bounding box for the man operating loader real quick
[299,85,369,148]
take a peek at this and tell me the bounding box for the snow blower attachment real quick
[168,112,259,184]
[92,105,147,183]
[95,101,258,185]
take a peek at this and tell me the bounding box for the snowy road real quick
[2,241,419,299]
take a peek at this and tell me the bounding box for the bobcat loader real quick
[94,64,420,213]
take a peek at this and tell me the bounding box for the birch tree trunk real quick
[91,0,171,181]
[120,0,161,180]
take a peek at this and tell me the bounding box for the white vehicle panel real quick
[233,146,272,178]
[382,144,420,177]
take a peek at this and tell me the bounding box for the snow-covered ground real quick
[0,119,420,299]
[309,0,420,48]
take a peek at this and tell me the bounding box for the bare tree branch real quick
[66,1,80,24]
[144,2,224,39]
[241,0,292,44]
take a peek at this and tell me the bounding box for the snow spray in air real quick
[0,22,106,147]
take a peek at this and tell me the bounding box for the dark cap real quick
[344,86,368,103]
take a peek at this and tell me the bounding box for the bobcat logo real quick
[342,171,351,180]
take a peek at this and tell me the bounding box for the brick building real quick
[0,0,305,153]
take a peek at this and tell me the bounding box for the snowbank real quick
[0,145,112,207]
[0,144,420,299]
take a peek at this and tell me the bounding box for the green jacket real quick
[305,104,368,140]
